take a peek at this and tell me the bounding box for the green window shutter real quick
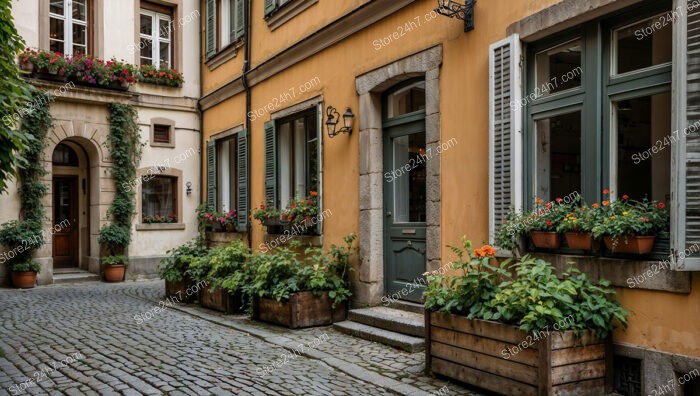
[264,0,277,17]
[234,0,245,41]
[488,34,523,248]
[264,121,278,208]
[206,140,217,211]
[205,0,217,59]
[236,129,249,232]
[673,0,700,271]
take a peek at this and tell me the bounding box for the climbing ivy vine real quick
[0,89,53,272]
[98,103,143,257]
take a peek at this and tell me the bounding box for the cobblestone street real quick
[0,281,477,396]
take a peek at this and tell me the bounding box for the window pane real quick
[50,40,64,54]
[140,14,153,35]
[73,44,86,55]
[393,133,427,223]
[293,118,306,198]
[306,115,319,193]
[387,81,426,118]
[140,57,152,66]
[153,125,170,143]
[614,14,672,75]
[217,139,234,212]
[72,0,86,21]
[615,92,671,202]
[140,38,153,60]
[535,40,582,96]
[160,18,171,39]
[73,23,86,45]
[535,112,582,201]
[142,177,176,219]
[159,42,171,66]
[50,0,64,15]
[278,122,292,207]
[50,17,64,42]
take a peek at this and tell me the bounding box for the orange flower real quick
[602,200,610,207]
[473,248,485,258]
[310,191,318,197]
[545,203,552,209]
[474,245,496,258]
[592,203,599,209]
[603,189,610,195]
[658,202,666,209]
[555,198,563,203]
[535,198,545,204]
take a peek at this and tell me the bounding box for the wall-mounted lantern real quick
[186,181,192,195]
[325,106,354,138]
[435,0,476,32]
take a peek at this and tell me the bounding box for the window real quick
[52,143,79,167]
[524,4,672,205]
[140,3,172,67]
[276,111,319,208]
[204,0,245,59]
[142,176,177,221]
[49,0,89,55]
[216,136,237,212]
[153,124,171,144]
[386,80,426,118]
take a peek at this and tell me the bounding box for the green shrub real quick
[159,239,208,282]
[8,259,41,273]
[102,255,128,266]
[424,237,628,339]
[97,224,131,255]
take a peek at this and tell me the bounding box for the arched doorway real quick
[51,141,89,269]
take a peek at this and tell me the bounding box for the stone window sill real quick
[263,233,323,248]
[265,0,318,31]
[532,253,691,294]
[205,40,245,71]
[136,223,186,231]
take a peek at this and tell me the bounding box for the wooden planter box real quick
[426,312,612,396]
[164,277,197,304]
[200,283,245,314]
[253,291,347,329]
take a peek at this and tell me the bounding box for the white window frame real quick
[49,0,88,55]
[139,9,172,68]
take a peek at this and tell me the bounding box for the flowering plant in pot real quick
[220,209,238,232]
[138,63,184,87]
[591,190,669,254]
[106,58,137,89]
[142,214,177,224]
[252,198,282,226]
[284,191,320,228]
[17,48,38,73]
[32,50,67,75]
[65,54,111,86]
[556,203,598,251]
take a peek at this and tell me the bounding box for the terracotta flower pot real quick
[604,235,656,255]
[19,61,34,73]
[226,223,236,232]
[104,265,126,282]
[304,215,314,228]
[565,232,594,251]
[11,271,37,289]
[530,231,561,249]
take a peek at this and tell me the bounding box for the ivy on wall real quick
[0,89,53,272]
[98,104,143,257]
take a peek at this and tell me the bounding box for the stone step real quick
[53,271,101,284]
[348,307,425,337]
[387,300,425,315]
[333,320,425,353]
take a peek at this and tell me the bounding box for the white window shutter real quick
[673,0,700,270]
[489,34,523,247]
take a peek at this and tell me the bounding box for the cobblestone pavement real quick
[0,280,480,396]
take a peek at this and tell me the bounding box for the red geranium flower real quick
[622,194,629,200]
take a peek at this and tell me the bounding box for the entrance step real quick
[53,269,100,284]
[348,307,425,337]
[333,321,425,353]
[386,300,425,315]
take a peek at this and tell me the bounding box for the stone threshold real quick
[143,301,426,395]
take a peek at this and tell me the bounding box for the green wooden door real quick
[383,114,427,302]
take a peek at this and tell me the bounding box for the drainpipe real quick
[243,0,252,251]
[198,6,204,216]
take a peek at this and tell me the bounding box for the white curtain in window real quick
[218,140,231,211]
[279,123,292,207]
[293,119,306,198]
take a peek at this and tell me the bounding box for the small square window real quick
[153,124,171,144]
[142,176,177,223]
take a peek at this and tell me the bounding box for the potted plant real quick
[31,50,67,81]
[142,214,177,224]
[9,259,41,289]
[591,190,669,255]
[284,191,320,232]
[249,234,356,328]
[106,58,137,90]
[18,48,38,74]
[159,238,208,302]
[222,209,238,232]
[65,54,111,87]
[424,238,628,395]
[557,203,597,251]
[188,240,248,313]
[138,63,185,87]
[102,255,127,282]
[253,198,282,226]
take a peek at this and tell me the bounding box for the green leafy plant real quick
[159,239,208,282]
[8,259,41,273]
[591,190,669,240]
[138,63,184,87]
[281,191,320,226]
[205,240,248,291]
[424,238,628,339]
[556,204,597,234]
[97,224,131,256]
[32,50,67,74]
[102,255,128,267]
[252,197,282,225]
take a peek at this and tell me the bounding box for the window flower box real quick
[564,232,594,251]
[138,64,184,88]
[603,235,656,255]
[530,231,560,249]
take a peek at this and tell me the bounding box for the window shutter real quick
[234,0,245,41]
[672,0,700,270]
[264,121,278,208]
[236,130,249,232]
[488,34,523,247]
[264,0,277,17]
[206,140,217,211]
[205,0,217,59]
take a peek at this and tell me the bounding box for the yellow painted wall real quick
[201,0,700,359]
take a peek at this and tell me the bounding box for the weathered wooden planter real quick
[253,291,347,329]
[530,231,561,249]
[425,312,611,396]
[164,276,197,304]
[604,235,655,255]
[200,283,245,314]
[565,232,594,251]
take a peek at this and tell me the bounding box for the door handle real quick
[386,211,392,217]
